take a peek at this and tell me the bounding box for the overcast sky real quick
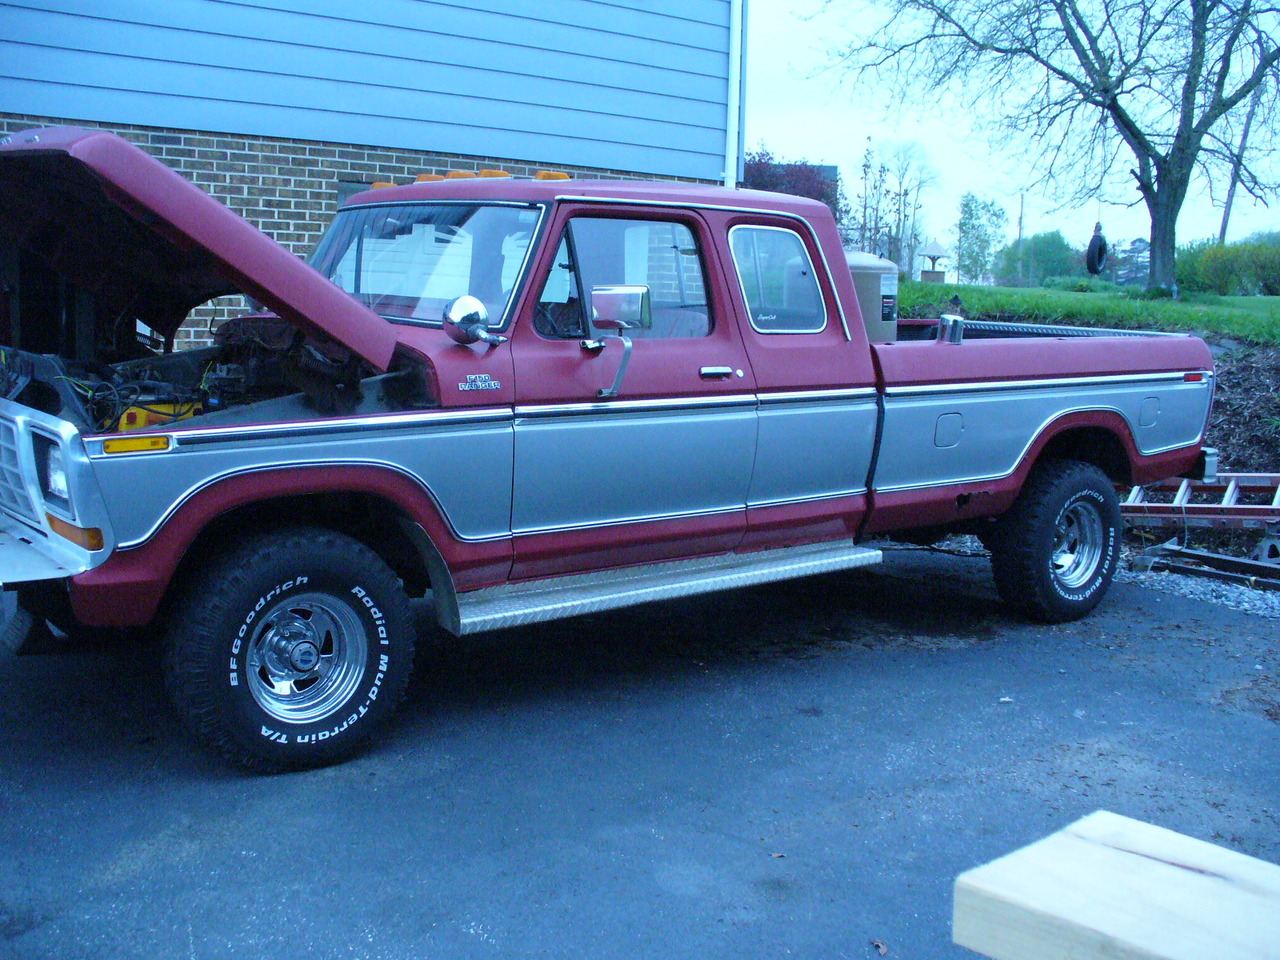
[742,2,1275,262]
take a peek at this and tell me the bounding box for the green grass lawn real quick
[900,282,1280,344]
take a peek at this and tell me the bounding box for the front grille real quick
[0,417,39,523]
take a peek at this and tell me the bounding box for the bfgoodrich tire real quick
[989,460,1122,623]
[164,527,415,772]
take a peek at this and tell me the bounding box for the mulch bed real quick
[1205,344,1280,474]
[1152,342,1280,559]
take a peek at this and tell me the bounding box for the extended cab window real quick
[309,203,540,328]
[730,226,826,334]
[535,218,712,339]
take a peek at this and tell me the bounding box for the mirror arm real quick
[444,295,506,346]
[596,335,633,399]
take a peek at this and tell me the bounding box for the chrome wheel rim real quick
[245,593,368,724]
[1052,501,1105,589]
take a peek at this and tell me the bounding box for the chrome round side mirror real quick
[443,296,505,345]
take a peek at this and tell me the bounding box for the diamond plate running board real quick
[454,541,882,635]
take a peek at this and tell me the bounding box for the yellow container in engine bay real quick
[118,402,201,431]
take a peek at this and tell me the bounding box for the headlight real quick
[32,433,72,512]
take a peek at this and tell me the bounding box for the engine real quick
[0,314,421,434]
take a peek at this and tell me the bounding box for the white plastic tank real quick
[845,251,899,343]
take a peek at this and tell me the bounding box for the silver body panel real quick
[512,398,757,535]
[874,374,1213,493]
[86,410,516,547]
[750,391,878,506]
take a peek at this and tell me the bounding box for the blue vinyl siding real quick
[0,0,735,179]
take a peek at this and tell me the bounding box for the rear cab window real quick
[729,225,827,334]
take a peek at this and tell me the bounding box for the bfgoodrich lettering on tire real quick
[989,459,1122,623]
[164,527,415,771]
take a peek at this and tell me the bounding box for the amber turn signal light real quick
[46,513,104,551]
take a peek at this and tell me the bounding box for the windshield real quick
[309,202,542,327]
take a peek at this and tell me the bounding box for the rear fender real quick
[865,410,1173,534]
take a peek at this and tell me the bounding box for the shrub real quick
[1176,239,1216,293]
[1179,238,1280,296]
[1251,243,1280,296]
[1198,244,1242,295]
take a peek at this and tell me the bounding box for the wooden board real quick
[953,810,1280,960]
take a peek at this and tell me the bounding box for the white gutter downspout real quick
[724,0,745,187]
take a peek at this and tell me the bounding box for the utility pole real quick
[1017,194,1025,287]
[1219,84,1264,245]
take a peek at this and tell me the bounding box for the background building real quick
[1,0,747,345]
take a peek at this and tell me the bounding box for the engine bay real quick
[0,314,431,434]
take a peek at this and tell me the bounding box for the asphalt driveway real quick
[1,547,1276,960]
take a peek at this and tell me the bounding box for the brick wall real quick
[1,111,667,349]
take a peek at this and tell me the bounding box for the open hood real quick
[0,127,398,371]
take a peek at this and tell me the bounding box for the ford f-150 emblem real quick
[459,374,501,391]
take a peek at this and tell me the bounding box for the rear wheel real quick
[989,460,1122,623]
[164,527,415,772]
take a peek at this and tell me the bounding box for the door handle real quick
[700,366,734,379]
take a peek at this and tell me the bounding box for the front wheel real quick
[164,527,415,772]
[989,460,1122,623]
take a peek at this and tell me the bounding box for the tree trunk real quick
[1145,141,1203,290]
[1148,203,1178,290]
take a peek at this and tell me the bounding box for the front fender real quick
[68,464,509,627]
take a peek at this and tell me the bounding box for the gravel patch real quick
[912,535,1280,620]
[1116,564,1280,619]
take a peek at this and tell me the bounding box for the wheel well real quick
[1037,427,1132,485]
[172,493,432,599]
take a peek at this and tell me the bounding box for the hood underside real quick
[0,127,398,371]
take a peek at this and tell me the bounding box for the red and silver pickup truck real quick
[0,128,1215,769]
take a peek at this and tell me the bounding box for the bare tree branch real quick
[827,0,1280,286]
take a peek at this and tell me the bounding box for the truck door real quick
[509,206,757,579]
[723,217,880,547]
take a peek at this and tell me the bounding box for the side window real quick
[729,226,827,334]
[533,217,712,339]
[534,237,585,338]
